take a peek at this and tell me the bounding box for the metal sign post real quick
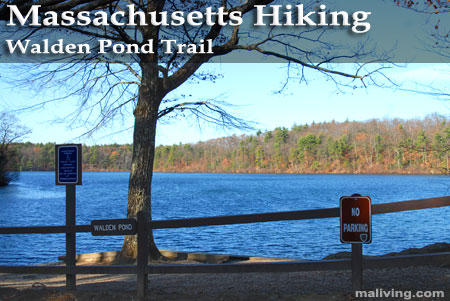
[55,144,82,291]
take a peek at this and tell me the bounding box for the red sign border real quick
[340,196,372,244]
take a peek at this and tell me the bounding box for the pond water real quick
[0,172,449,265]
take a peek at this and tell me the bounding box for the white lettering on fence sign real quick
[93,224,116,231]
[91,219,137,236]
[343,223,369,232]
[351,207,360,216]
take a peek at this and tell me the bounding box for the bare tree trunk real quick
[121,62,163,260]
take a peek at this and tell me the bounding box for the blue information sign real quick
[56,144,82,185]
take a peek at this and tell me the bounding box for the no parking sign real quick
[340,195,372,244]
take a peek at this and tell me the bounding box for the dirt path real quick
[1,265,449,300]
[1,246,449,300]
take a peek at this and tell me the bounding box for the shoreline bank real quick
[54,242,450,265]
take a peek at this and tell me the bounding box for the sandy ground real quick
[1,247,449,300]
[1,266,449,300]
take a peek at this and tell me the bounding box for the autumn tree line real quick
[7,144,133,172]
[6,114,450,174]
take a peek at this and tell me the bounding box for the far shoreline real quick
[12,170,450,176]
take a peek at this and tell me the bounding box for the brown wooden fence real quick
[0,196,449,298]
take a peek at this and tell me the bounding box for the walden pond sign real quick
[91,219,137,236]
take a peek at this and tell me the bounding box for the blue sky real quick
[1,63,449,146]
[1,1,449,146]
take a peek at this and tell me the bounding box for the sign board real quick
[91,219,137,236]
[55,144,82,185]
[340,196,372,244]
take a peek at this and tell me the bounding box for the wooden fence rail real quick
[1,196,448,234]
[0,196,449,298]
[149,196,450,229]
[0,225,91,234]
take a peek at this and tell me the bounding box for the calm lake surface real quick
[0,172,449,265]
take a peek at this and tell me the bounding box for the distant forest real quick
[8,114,450,174]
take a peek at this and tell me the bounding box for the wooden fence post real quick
[137,211,149,298]
[351,243,362,291]
[66,184,76,291]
